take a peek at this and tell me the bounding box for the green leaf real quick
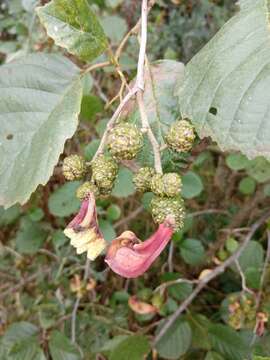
[238,240,264,273]
[2,322,45,360]
[180,238,205,265]
[52,230,69,250]
[253,333,270,356]
[2,322,39,348]
[161,272,193,302]
[8,338,46,360]
[100,335,129,352]
[0,205,21,226]
[225,237,239,254]
[28,208,44,222]
[38,304,59,330]
[246,157,270,183]
[48,331,81,360]
[205,351,225,360]
[178,0,270,160]
[101,15,127,43]
[109,335,150,360]
[129,60,184,166]
[245,267,261,289]
[107,204,121,221]
[81,73,93,95]
[15,218,47,254]
[238,176,256,195]
[254,357,270,360]
[209,324,249,360]
[225,153,249,171]
[0,54,82,208]
[48,181,81,217]
[84,139,100,161]
[37,0,108,61]
[181,171,204,199]
[169,282,193,302]
[99,219,116,242]
[141,192,154,211]
[80,95,103,121]
[112,167,135,198]
[155,319,192,359]
[187,314,211,351]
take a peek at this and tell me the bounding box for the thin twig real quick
[168,242,174,273]
[71,297,81,343]
[38,248,60,262]
[115,0,157,62]
[3,245,23,259]
[71,258,91,344]
[187,209,230,217]
[153,210,270,346]
[154,278,198,294]
[235,259,254,295]
[83,61,111,73]
[114,205,144,229]
[92,87,138,160]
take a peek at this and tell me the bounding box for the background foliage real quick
[1,0,270,359]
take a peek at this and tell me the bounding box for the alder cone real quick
[166,119,195,152]
[151,173,182,197]
[91,155,118,195]
[151,195,185,231]
[76,181,99,200]
[62,154,87,181]
[133,167,155,193]
[108,123,143,160]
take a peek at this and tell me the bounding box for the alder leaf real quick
[178,0,270,159]
[37,0,108,61]
[0,54,82,208]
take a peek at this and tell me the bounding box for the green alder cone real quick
[166,119,195,152]
[91,155,118,195]
[151,195,185,231]
[151,173,182,197]
[62,154,87,181]
[107,123,143,160]
[76,181,99,200]
[133,167,155,193]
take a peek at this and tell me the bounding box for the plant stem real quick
[93,0,157,162]
[136,91,163,173]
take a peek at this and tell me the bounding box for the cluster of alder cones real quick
[63,119,195,231]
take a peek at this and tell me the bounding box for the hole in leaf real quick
[209,107,217,116]
[6,134,14,140]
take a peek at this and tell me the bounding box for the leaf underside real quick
[0,54,82,208]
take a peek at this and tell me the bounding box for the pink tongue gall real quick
[64,193,107,260]
[105,220,174,278]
